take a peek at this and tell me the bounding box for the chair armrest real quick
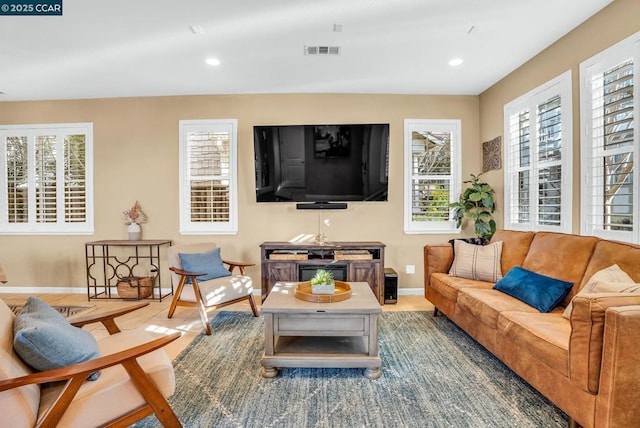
[0,332,180,427]
[169,266,206,277]
[223,260,255,275]
[0,332,180,390]
[70,302,149,335]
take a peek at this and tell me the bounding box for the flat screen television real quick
[254,124,389,204]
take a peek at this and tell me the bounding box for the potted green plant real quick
[450,173,496,241]
[310,269,335,295]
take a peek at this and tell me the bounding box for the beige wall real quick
[479,0,640,233]
[0,94,480,291]
[6,0,636,294]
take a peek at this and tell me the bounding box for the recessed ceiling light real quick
[206,57,221,66]
[448,58,464,67]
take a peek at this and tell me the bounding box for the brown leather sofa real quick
[424,230,640,428]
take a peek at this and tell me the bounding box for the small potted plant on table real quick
[310,269,335,295]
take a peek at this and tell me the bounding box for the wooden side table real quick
[85,240,172,301]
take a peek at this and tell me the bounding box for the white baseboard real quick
[1,286,87,294]
[398,288,423,296]
[252,288,423,297]
[3,286,424,297]
[0,287,175,296]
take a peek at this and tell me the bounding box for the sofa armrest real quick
[569,293,640,394]
[595,305,640,427]
[423,244,453,292]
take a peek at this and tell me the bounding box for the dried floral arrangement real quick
[122,201,147,225]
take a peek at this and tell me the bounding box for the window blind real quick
[1,123,93,234]
[187,130,231,223]
[410,130,452,222]
[504,71,571,233]
[404,119,460,234]
[64,134,87,223]
[584,59,635,236]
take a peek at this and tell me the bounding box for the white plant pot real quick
[128,222,141,241]
[311,282,335,295]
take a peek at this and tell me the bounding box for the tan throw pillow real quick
[562,264,640,318]
[449,240,503,282]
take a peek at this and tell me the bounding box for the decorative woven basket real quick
[116,276,153,299]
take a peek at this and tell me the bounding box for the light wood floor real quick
[2,292,434,360]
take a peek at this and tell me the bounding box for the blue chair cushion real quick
[493,267,573,313]
[13,297,100,380]
[179,247,231,282]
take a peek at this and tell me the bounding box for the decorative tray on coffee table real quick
[294,281,352,303]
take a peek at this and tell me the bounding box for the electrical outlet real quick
[405,265,415,274]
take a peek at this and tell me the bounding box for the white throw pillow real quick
[562,264,640,319]
[449,240,503,282]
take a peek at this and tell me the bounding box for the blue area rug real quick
[135,311,566,427]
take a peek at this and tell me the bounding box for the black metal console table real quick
[85,239,173,301]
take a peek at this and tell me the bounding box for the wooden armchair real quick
[167,243,258,335]
[0,300,182,428]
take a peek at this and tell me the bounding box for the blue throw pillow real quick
[179,247,231,282]
[13,297,100,380]
[493,267,573,313]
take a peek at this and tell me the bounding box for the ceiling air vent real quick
[304,45,341,56]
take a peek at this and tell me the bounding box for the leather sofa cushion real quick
[581,240,640,290]
[430,273,494,302]
[490,230,535,275]
[457,288,540,329]
[498,311,570,376]
[522,232,599,306]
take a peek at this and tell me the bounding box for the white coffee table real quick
[260,281,382,379]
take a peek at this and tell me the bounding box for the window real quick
[0,123,93,234]
[581,31,640,243]
[503,71,572,233]
[404,119,461,234]
[179,119,238,234]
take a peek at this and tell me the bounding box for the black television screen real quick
[254,124,389,203]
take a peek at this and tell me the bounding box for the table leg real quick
[261,367,278,378]
[364,367,381,379]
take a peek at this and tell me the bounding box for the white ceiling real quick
[0,0,613,101]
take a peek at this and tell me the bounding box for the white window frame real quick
[580,31,640,243]
[179,119,238,235]
[0,123,94,235]
[403,119,461,234]
[503,71,573,233]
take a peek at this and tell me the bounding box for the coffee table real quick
[260,281,382,379]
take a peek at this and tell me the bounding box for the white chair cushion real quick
[0,300,40,428]
[38,330,175,428]
[178,275,253,305]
